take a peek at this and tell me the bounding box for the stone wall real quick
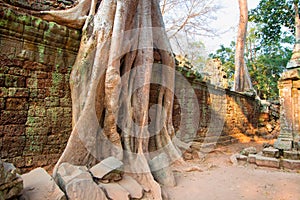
[0,7,80,171]
[0,7,266,172]
[171,72,260,145]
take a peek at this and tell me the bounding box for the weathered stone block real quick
[248,154,256,164]
[6,98,28,110]
[8,88,29,97]
[0,124,25,136]
[282,159,300,170]
[236,154,248,161]
[5,74,26,87]
[99,182,130,200]
[56,163,91,192]
[262,147,280,158]
[0,75,5,87]
[90,157,123,180]
[66,179,108,200]
[0,87,8,97]
[283,151,300,160]
[255,155,280,168]
[274,139,293,151]
[240,147,257,156]
[20,167,66,200]
[117,175,144,199]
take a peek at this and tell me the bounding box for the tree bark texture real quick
[39,0,183,199]
[234,0,253,92]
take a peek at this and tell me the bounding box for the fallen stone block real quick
[240,147,257,156]
[20,167,66,200]
[255,155,280,168]
[90,157,123,181]
[56,162,92,192]
[282,159,300,170]
[66,179,108,200]
[236,154,248,161]
[99,182,130,200]
[118,175,144,199]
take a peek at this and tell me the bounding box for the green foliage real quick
[249,0,298,45]
[209,25,292,100]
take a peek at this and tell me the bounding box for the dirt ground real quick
[165,142,300,200]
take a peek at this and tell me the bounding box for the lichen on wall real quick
[0,6,80,172]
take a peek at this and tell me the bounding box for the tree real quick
[209,25,292,99]
[38,0,185,198]
[234,0,253,92]
[249,0,298,45]
[160,0,219,38]
[160,0,220,64]
[249,0,300,68]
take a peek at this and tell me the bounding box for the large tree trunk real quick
[39,0,182,199]
[234,0,253,92]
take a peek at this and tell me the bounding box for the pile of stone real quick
[232,146,300,170]
[0,159,23,199]
[257,100,280,140]
[20,156,145,200]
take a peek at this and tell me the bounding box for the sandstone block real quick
[283,151,300,160]
[255,155,280,168]
[274,139,293,151]
[90,157,123,180]
[118,175,144,199]
[240,147,257,156]
[66,179,108,200]
[282,159,300,170]
[99,182,130,200]
[56,162,92,192]
[262,147,280,158]
[20,167,66,200]
[248,154,256,164]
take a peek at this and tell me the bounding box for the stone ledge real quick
[282,159,300,170]
[0,7,81,53]
[254,155,280,169]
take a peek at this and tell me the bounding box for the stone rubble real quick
[234,146,300,170]
[18,157,147,200]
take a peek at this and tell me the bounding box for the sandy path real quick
[165,143,300,200]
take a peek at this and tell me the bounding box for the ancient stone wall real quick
[0,7,265,172]
[170,74,260,145]
[0,7,80,171]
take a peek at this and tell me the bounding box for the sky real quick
[202,0,260,54]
